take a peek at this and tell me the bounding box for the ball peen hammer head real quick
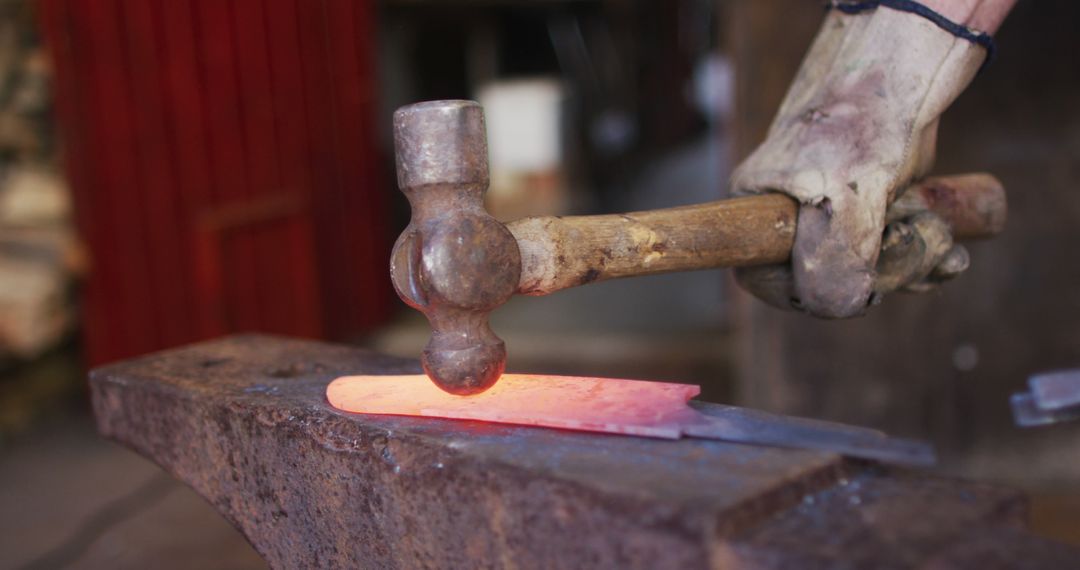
[390,100,522,395]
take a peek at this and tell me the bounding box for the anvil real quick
[90,335,1080,569]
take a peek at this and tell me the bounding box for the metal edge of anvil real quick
[84,334,1058,568]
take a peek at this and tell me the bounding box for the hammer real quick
[391,100,1007,395]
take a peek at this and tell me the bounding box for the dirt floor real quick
[0,414,265,570]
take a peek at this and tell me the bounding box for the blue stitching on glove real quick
[826,0,996,72]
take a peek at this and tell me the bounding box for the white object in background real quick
[477,78,567,221]
[477,78,564,173]
[693,54,734,125]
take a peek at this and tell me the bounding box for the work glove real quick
[731,4,989,318]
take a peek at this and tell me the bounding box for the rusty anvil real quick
[90,335,1080,568]
[391,100,1007,395]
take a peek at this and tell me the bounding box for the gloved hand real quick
[731,4,989,318]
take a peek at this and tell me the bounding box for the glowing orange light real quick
[326,373,701,438]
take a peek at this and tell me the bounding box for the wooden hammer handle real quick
[509,173,1006,296]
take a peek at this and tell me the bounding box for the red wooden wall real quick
[38,0,394,365]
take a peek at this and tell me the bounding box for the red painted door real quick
[39,0,393,365]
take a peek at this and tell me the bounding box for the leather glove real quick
[731,5,988,318]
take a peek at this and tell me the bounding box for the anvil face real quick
[327,374,701,438]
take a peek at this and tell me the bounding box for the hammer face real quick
[423,339,507,395]
[393,100,489,190]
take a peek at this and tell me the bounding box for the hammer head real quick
[391,100,521,395]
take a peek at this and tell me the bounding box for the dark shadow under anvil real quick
[89,335,1080,568]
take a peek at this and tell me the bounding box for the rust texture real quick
[722,466,1080,568]
[90,335,1079,569]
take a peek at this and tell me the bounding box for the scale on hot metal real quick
[329,100,1010,467]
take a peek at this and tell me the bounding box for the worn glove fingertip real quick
[794,269,875,318]
[902,280,940,294]
[930,245,970,282]
[790,199,877,318]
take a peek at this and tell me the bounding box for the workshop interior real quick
[1,0,1078,567]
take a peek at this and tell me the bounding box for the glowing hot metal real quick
[327,374,935,466]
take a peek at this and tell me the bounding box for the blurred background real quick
[0,0,1077,567]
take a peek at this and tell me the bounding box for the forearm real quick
[921,0,1017,33]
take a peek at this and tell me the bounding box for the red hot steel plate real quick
[327,373,700,439]
[326,374,935,466]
